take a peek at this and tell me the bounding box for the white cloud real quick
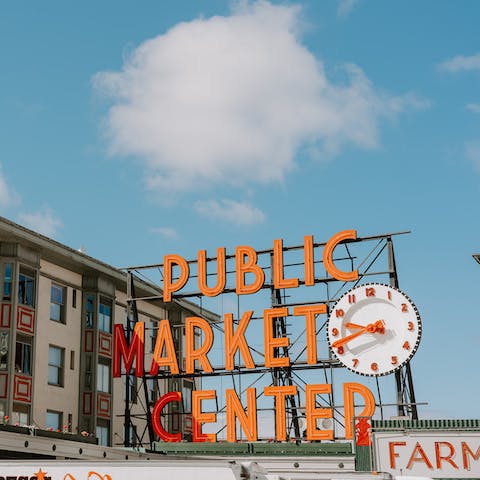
[94,1,427,196]
[18,207,63,238]
[150,226,179,239]
[439,53,480,72]
[467,103,480,114]
[194,199,266,226]
[337,0,359,18]
[0,165,19,210]
[465,140,480,171]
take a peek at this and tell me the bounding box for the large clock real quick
[327,283,421,376]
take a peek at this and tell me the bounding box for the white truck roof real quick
[0,459,269,480]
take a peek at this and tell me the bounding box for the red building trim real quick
[0,304,11,328]
[16,306,34,334]
[0,373,8,399]
[83,392,92,415]
[98,332,112,357]
[13,374,32,403]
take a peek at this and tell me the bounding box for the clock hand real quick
[345,322,366,330]
[331,320,385,348]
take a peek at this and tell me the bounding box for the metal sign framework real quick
[121,231,419,448]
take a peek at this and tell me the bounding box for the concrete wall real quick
[32,259,83,432]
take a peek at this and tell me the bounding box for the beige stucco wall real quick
[32,259,82,432]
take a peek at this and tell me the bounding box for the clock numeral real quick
[331,327,339,337]
[348,294,356,304]
[371,362,378,372]
[352,358,359,368]
[401,303,408,312]
[391,356,398,365]
[403,341,410,350]
[408,321,414,331]
[337,346,344,355]
[387,290,392,300]
[365,287,376,297]
[336,309,344,318]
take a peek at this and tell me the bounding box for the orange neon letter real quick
[435,442,458,469]
[264,307,290,368]
[462,442,480,469]
[389,442,407,469]
[273,239,299,289]
[304,235,315,286]
[323,230,358,282]
[198,248,226,297]
[235,246,265,295]
[150,319,179,375]
[185,317,213,374]
[192,390,217,442]
[264,385,297,441]
[305,384,333,441]
[226,388,258,442]
[224,311,255,371]
[163,254,189,302]
[113,322,144,377]
[293,304,327,364]
[152,392,182,442]
[406,442,433,470]
[343,382,376,440]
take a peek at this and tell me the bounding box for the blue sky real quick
[0,1,479,421]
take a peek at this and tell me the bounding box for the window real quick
[124,376,137,403]
[50,284,66,323]
[15,337,32,375]
[97,362,110,393]
[46,410,62,431]
[85,294,94,328]
[96,422,110,446]
[18,267,35,307]
[98,299,112,333]
[13,403,29,426]
[72,289,77,308]
[0,332,8,370]
[48,345,64,386]
[85,354,92,389]
[182,380,193,413]
[3,263,12,300]
[70,350,75,370]
[129,424,137,445]
[147,379,158,403]
[150,319,157,353]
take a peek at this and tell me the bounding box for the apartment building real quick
[0,216,210,448]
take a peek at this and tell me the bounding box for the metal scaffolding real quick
[120,230,420,448]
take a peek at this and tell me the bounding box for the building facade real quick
[0,216,207,448]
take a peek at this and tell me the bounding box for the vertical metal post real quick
[124,271,133,447]
[387,237,418,420]
[125,273,155,447]
[269,253,301,440]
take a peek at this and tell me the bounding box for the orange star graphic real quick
[35,468,47,480]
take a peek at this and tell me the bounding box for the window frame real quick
[85,294,94,328]
[98,298,112,333]
[18,267,36,307]
[15,336,32,375]
[50,283,66,324]
[46,409,63,431]
[97,361,111,394]
[96,419,110,446]
[2,263,12,301]
[48,345,65,387]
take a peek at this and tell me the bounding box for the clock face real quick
[327,283,421,376]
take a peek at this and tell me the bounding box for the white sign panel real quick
[374,431,480,478]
